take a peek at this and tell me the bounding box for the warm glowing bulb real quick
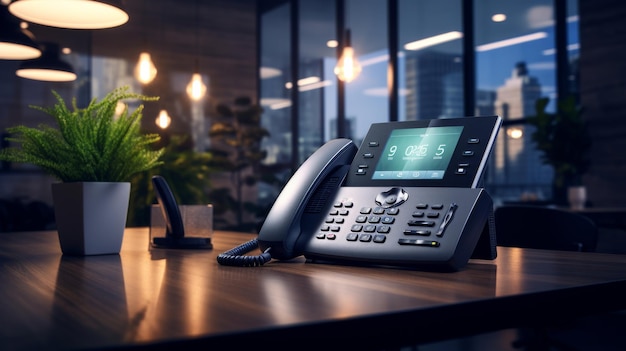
[156,110,171,129]
[186,73,207,101]
[114,101,126,119]
[334,46,362,83]
[135,52,157,84]
[507,127,523,139]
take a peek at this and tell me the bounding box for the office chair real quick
[494,204,599,351]
[495,205,598,252]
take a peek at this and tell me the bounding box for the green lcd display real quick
[372,126,464,180]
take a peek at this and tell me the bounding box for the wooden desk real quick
[2,228,626,351]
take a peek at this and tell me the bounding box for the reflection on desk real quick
[1,228,626,350]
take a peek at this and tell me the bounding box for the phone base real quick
[152,237,213,249]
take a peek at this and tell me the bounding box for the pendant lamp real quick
[16,42,77,82]
[186,0,206,101]
[155,109,171,129]
[186,71,207,101]
[0,5,41,60]
[334,29,361,83]
[135,52,157,84]
[9,0,128,30]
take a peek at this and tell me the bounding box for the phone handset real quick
[217,138,357,266]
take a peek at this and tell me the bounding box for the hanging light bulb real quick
[186,72,207,101]
[134,52,157,84]
[155,109,171,129]
[187,1,206,102]
[334,29,361,83]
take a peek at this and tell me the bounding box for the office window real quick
[344,0,389,145]
[475,1,558,203]
[259,2,292,168]
[298,0,336,162]
[567,0,580,98]
[398,0,464,121]
[257,0,579,206]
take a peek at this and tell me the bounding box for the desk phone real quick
[218,116,501,271]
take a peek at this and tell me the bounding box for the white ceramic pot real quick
[52,182,130,255]
[567,185,587,210]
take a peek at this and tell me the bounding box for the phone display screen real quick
[372,126,463,180]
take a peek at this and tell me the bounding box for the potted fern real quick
[528,96,592,207]
[0,86,163,255]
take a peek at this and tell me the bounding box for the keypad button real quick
[404,229,431,236]
[359,234,372,242]
[408,220,436,227]
[387,207,399,215]
[373,234,386,243]
[351,224,363,232]
[368,215,381,223]
[364,225,376,232]
[377,225,391,233]
[398,238,440,247]
[381,216,395,224]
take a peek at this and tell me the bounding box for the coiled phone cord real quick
[216,238,272,267]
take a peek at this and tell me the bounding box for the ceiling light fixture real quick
[186,72,207,101]
[135,52,157,84]
[155,110,171,129]
[404,31,464,51]
[334,29,361,83]
[8,0,128,29]
[492,14,507,22]
[476,32,548,52]
[0,4,41,60]
[186,0,207,101]
[16,42,76,81]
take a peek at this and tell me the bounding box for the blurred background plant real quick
[207,96,274,232]
[128,135,218,227]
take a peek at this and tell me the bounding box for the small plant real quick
[0,86,164,182]
[208,96,269,231]
[528,95,592,188]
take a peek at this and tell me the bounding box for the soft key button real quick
[375,187,409,208]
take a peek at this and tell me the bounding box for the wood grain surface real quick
[1,228,626,350]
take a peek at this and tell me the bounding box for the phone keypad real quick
[315,201,450,248]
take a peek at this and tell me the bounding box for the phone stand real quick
[150,204,213,249]
[150,175,212,250]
